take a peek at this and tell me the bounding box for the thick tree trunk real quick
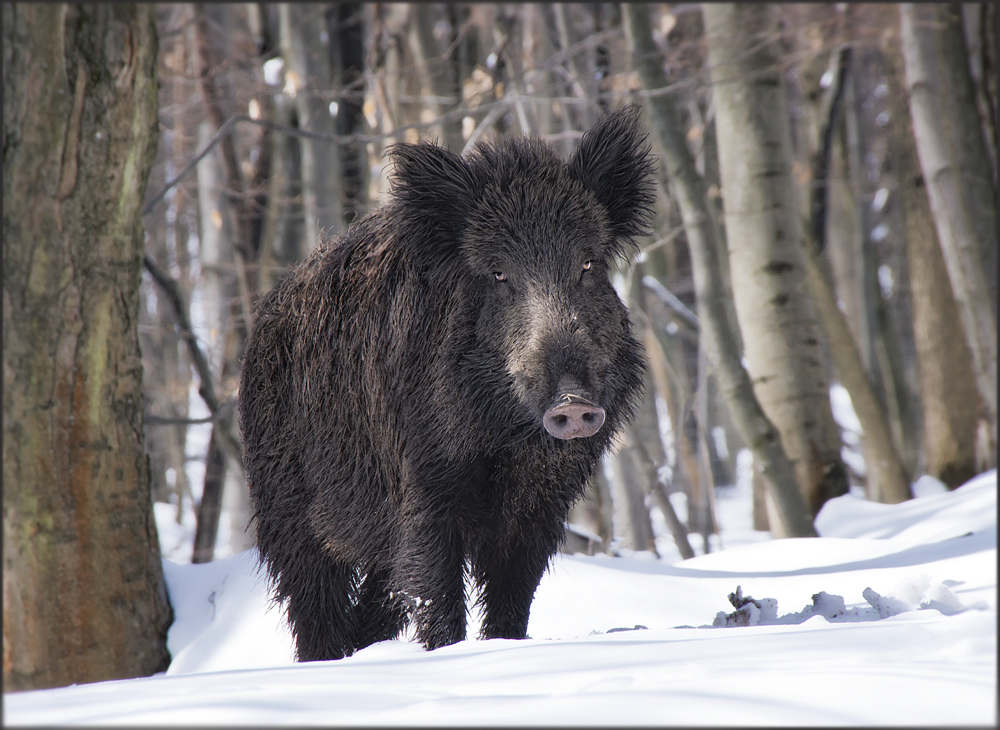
[900,3,998,463]
[883,45,979,489]
[3,3,172,690]
[624,3,815,537]
[703,3,849,518]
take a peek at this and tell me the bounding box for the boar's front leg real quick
[393,470,467,651]
[473,529,556,640]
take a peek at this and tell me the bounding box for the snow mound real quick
[162,550,295,674]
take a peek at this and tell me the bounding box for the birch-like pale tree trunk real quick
[623,3,815,537]
[900,3,998,464]
[883,43,979,488]
[703,3,849,519]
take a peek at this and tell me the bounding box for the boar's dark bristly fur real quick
[239,104,656,661]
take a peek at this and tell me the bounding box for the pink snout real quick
[543,395,606,439]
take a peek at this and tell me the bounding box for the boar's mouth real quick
[542,392,606,440]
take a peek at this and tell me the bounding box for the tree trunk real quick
[627,431,695,561]
[695,342,721,546]
[192,431,226,563]
[410,3,463,151]
[842,60,883,400]
[3,3,172,690]
[703,3,849,518]
[331,3,369,225]
[640,314,696,560]
[280,3,343,251]
[554,3,600,132]
[798,45,913,504]
[843,44,921,477]
[883,43,979,489]
[624,2,815,537]
[961,3,997,186]
[606,439,658,555]
[191,119,233,564]
[800,247,913,503]
[900,3,998,463]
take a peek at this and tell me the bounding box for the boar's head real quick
[389,105,655,449]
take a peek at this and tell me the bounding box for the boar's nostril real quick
[543,401,606,439]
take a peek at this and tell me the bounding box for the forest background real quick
[3,2,996,692]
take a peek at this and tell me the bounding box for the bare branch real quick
[142,254,221,415]
[642,276,700,333]
[145,400,236,426]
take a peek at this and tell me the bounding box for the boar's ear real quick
[388,142,477,265]
[567,104,657,254]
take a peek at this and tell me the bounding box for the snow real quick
[5,470,996,726]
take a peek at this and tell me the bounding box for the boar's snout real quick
[543,393,606,439]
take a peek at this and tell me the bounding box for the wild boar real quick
[238,104,655,661]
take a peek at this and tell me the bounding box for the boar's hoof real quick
[543,396,606,439]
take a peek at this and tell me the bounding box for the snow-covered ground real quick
[6,469,995,726]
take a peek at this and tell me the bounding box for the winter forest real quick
[3,2,997,719]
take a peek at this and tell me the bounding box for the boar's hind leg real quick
[352,568,407,651]
[277,537,358,662]
[473,537,554,640]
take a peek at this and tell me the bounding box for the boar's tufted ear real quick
[567,104,657,251]
[388,142,477,265]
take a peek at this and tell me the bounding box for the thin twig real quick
[143,254,220,415]
[642,275,700,332]
[639,224,687,255]
[145,400,236,426]
[144,86,645,219]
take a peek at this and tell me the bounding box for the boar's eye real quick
[582,260,593,272]
[493,271,507,282]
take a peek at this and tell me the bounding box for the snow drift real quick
[5,470,995,726]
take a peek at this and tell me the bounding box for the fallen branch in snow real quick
[713,586,778,627]
[712,576,978,628]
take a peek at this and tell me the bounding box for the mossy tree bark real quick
[3,3,172,690]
